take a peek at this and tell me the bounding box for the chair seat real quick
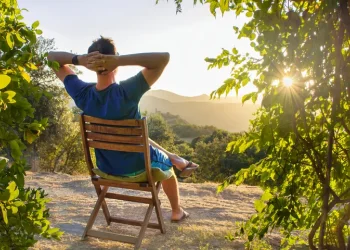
[92,168,174,183]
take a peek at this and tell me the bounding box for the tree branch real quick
[340,0,350,36]
[319,13,345,249]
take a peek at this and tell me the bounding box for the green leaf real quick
[210,2,219,17]
[24,130,37,144]
[239,140,254,153]
[246,12,253,17]
[21,71,31,82]
[242,93,254,104]
[251,92,258,103]
[4,90,16,103]
[47,227,60,234]
[0,204,8,224]
[9,140,22,160]
[232,48,238,54]
[15,33,26,43]
[0,189,10,201]
[52,61,60,71]
[35,29,43,35]
[32,20,40,29]
[0,75,11,89]
[11,206,18,214]
[242,78,249,86]
[13,201,24,207]
[254,200,265,213]
[0,159,7,172]
[16,173,25,188]
[261,191,274,201]
[6,33,14,49]
[219,0,229,14]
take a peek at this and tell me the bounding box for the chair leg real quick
[82,186,108,240]
[134,204,154,250]
[94,184,111,225]
[153,182,166,234]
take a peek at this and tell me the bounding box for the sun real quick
[282,77,293,87]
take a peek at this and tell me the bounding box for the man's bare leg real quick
[149,138,189,171]
[149,138,189,220]
[161,176,188,220]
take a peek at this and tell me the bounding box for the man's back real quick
[64,72,150,176]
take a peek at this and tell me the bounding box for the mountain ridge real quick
[140,93,259,133]
[144,89,242,103]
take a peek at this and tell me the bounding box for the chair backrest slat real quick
[87,141,145,153]
[85,124,142,136]
[80,114,154,184]
[84,115,142,127]
[86,132,143,144]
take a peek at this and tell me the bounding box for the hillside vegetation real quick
[140,90,259,133]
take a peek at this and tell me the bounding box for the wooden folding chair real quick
[79,114,166,249]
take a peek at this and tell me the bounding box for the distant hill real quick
[140,93,259,133]
[69,89,259,132]
[144,89,241,103]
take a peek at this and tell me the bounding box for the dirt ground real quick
[26,172,279,250]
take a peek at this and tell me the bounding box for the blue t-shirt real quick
[63,72,150,175]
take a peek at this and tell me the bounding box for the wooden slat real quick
[153,182,166,234]
[105,192,153,204]
[87,141,144,153]
[86,132,143,144]
[135,204,154,249]
[80,115,94,176]
[82,186,108,239]
[87,229,137,244]
[94,184,111,225]
[92,177,152,192]
[85,124,142,136]
[84,115,143,127]
[110,216,161,229]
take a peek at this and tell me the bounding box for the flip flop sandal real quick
[179,161,199,178]
[171,211,190,223]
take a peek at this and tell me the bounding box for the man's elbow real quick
[47,51,55,62]
[162,52,170,66]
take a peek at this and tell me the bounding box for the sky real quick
[18,0,255,97]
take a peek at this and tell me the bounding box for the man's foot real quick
[179,161,199,178]
[171,208,189,223]
[169,154,199,177]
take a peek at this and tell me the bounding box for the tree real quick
[147,113,178,152]
[0,0,62,248]
[27,37,86,174]
[167,0,350,249]
[191,130,262,182]
[192,138,230,182]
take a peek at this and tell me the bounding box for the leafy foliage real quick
[158,111,217,139]
[146,112,262,183]
[167,0,350,249]
[0,0,62,248]
[27,37,86,174]
[191,130,264,182]
[147,112,178,152]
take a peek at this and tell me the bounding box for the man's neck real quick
[96,74,116,91]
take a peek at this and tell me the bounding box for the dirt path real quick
[26,172,276,250]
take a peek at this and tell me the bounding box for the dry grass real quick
[25,171,277,250]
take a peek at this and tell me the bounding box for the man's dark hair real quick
[88,36,117,55]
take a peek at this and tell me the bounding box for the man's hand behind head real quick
[86,53,119,75]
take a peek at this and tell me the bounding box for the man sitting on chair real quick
[48,36,198,222]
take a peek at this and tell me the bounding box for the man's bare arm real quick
[87,52,170,87]
[47,51,98,82]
